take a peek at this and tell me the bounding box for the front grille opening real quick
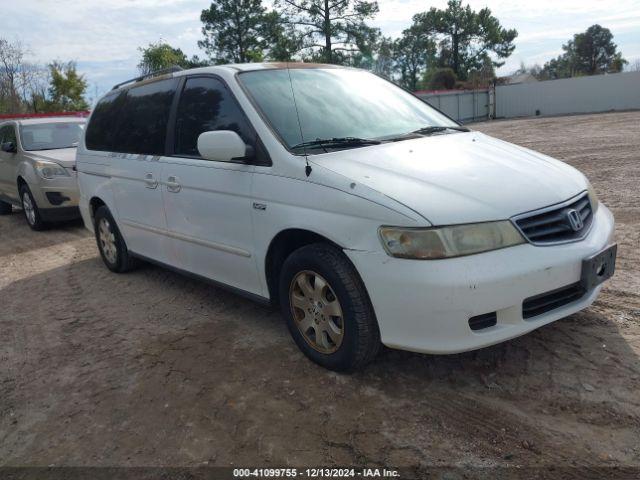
[515,193,593,244]
[469,312,497,331]
[522,283,586,319]
[45,191,70,205]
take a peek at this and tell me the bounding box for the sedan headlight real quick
[379,221,525,259]
[34,160,70,179]
[587,182,599,213]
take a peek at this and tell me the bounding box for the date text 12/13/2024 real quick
[233,468,400,478]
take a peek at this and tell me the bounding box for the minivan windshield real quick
[239,67,459,152]
[20,122,84,151]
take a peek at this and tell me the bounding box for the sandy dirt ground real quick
[0,111,639,476]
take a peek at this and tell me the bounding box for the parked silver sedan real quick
[0,117,85,230]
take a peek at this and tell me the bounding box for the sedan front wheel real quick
[20,184,45,231]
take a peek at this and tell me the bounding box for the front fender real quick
[251,167,424,297]
[15,160,40,192]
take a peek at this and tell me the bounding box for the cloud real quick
[1,0,211,97]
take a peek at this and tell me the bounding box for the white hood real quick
[311,132,587,225]
[26,148,77,168]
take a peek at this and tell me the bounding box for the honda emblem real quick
[566,209,583,231]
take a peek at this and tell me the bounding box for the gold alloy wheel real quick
[289,270,344,354]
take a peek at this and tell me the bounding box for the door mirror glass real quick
[1,142,16,153]
[197,131,248,162]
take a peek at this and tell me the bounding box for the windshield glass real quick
[239,68,458,151]
[20,122,84,151]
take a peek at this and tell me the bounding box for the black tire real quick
[19,184,46,231]
[0,199,11,215]
[279,243,380,372]
[94,206,138,273]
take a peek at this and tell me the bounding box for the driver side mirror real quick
[197,131,253,163]
[1,142,16,153]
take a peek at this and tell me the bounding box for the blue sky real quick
[3,0,639,102]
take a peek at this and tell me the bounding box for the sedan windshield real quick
[239,67,459,152]
[20,122,84,151]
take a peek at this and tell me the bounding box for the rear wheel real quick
[20,184,45,230]
[0,199,11,215]
[94,206,138,273]
[279,243,380,372]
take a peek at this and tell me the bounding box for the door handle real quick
[144,172,158,189]
[166,175,181,193]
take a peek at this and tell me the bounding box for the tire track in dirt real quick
[1,111,640,468]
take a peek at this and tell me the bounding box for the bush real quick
[426,68,457,90]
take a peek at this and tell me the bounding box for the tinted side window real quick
[85,91,126,151]
[174,77,254,158]
[0,125,17,145]
[117,79,178,155]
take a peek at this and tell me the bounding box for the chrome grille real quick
[513,192,593,244]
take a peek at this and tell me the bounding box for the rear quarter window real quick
[85,91,126,151]
[86,78,178,155]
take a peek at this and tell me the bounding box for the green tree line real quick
[140,0,627,92]
[516,25,628,81]
[0,38,88,115]
[1,0,629,115]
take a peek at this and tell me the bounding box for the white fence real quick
[416,89,490,123]
[495,71,640,118]
[416,71,640,123]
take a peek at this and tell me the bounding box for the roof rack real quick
[111,65,184,90]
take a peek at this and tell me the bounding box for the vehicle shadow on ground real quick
[1,256,638,467]
[0,211,88,259]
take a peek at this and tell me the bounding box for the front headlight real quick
[34,160,70,179]
[587,182,599,213]
[379,221,525,259]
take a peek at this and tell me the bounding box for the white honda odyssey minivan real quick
[76,63,616,371]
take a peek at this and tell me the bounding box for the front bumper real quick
[346,205,615,354]
[39,206,80,222]
[31,172,80,210]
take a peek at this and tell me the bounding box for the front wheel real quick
[279,243,380,372]
[20,184,45,230]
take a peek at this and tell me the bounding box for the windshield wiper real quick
[291,137,381,152]
[411,125,470,135]
[383,125,470,143]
